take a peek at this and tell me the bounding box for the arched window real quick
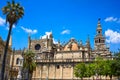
[57,65,60,69]
[98,31,100,34]
[99,39,100,43]
[16,58,19,64]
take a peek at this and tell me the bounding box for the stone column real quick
[73,64,74,79]
[41,65,42,79]
[71,65,73,79]
[46,64,49,80]
[60,65,63,79]
[54,65,56,79]
[48,64,49,79]
[39,65,41,79]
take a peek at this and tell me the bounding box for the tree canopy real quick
[74,54,120,80]
[23,50,36,80]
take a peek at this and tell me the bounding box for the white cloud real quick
[40,31,58,44]
[0,17,16,30]
[0,17,5,26]
[41,32,52,39]
[53,38,58,44]
[104,17,118,22]
[105,29,120,43]
[21,26,38,34]
[61,29,70,34]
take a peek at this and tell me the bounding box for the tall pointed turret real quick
[86,35,90,48]
[86,35,91,59]
[28,33,31,50]
[9,35,12,47]
[57,40,61,51]
[46,35,48,48]
[97,18,102,35]
[94,19,111,57]
[94,18,105,50]
[48,32,53,51]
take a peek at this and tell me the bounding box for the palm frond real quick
[7,1,11,6]
[2,0,24,25]
[11,0,15,7]
[23,50,36,74]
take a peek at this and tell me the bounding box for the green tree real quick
[102,60,114,80]
[112,58,120,79]
[74,63,86,80]
[85,63,95,79]
[1,0,24,79]
[94,57,104,79]
[112,49,120,79]
[23,50,36,80]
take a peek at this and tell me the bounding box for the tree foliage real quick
[85,63,94,77]
[74,63,86,79]
[2,0,24,25]
[23,50,36,80]
[112,50,120,78]
[74,54,120,80]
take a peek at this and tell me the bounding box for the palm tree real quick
[23,50,36,80]
[1,0,24,80]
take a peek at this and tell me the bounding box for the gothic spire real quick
[97,18,102,30]
[28,33,31,49]
[87,35,90,43]
[49,32,53,39]
[96,18,102,35]
[86,35,90,47]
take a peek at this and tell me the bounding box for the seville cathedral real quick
[0,19,112,79]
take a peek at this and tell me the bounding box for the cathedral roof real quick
[63,38,79,51]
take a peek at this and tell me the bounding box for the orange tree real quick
[74,63,87,80]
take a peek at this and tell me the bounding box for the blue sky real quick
[0,0,120,52]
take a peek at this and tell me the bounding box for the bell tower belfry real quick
[94,18,106,50]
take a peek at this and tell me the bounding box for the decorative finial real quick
[58,39,60,43]
[87,35,90,42]
[80,40,82,45]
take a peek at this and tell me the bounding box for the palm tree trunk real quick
[27,67,32,80]
[1,23,13,80]
[30,73,33,80]
[27,67,30,80]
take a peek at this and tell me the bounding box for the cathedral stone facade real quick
[0,36,12,79]
[12,19,112,79]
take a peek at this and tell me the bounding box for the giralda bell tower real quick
[94,18,106,50]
